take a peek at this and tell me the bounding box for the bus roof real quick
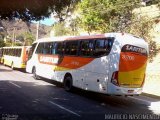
[34,33,118,43]
[34,33,144,43]
[2,46,31,49]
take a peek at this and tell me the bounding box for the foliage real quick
[52,22,70,36]
[78,0,141,34]
[73,0,160,62]
[128,17,153,41]
[146,0,160,6]
[53,0,80,22]
[23,32,35,45]
[128,16,160,62]
[68,18,80,35]
[148,40,160,62]
[0,0,80,22]
[4,32,35,46]
[13,42,23,46]
[0,40,5,47]
[16,35,24,42]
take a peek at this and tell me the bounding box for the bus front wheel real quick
[64,76,73,92]
[32,67,41,80]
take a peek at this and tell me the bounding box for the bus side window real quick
[0,49,1,56]
[65,41,78,56]
[80,40,94,57]
[53,42,63,55]
[51,42,56,54]
[36,43,43,54]
[94,39,106,57]
[17,48,21,57]
[19,48,22,57]
[94,38,114,57]
[15,49,18,57]
[106,38,114,52]
[42,42,52,55]
[28,43,37,60]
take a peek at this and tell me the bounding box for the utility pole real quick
[36,21,40,40]
[12,27,16,46]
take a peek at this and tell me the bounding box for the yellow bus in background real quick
[0,48,3,64]
[1,46,31,69]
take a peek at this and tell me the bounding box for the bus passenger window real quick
[18,49,22,57]
[80,40,94,57]
[36,43,43,54]
[94,39,106,57]
[65,41,78,56]
[42,42,51,54]
[94,38,114,57]
[53,42,63,55]
[51,43,56,54]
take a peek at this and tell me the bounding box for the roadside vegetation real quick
[0,0,159,62]
[52,0,160,62]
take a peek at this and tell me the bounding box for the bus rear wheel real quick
[33,67,41,80]
[64,76,73,92]
[11,62,14,70]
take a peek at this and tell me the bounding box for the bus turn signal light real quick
[141,73,146,87]
[111,71,119,86]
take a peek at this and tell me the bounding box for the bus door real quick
[36,42,59,79]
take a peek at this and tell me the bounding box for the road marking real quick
[49,101,81,117]
[9,81,21,88]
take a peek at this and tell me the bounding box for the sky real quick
[32,17,55,26]
[40,17,55,26]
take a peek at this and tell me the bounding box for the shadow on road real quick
[38,78,153,114]
[0,68,12,72]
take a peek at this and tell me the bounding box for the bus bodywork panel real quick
[26,33,148,95]
[28,53,110,93]
[108,34,148,95]
[119,46,147,88]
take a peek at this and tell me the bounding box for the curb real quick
[128,96,151,106]
[127,93,160,106]
[142,93,160,100]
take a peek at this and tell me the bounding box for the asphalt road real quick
[0,65,159,120]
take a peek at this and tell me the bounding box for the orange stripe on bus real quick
[119,52,147,72]
[58,56,94,69]
[38,54,95,69]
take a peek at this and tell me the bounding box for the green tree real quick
[129,17,153,41]
[69,18,80,36]
[16,35,24,42]
[23,32,35,45]
[52,22,70,36]
[78,0,141,34]
[0,0,80,21]
[128,15,160,62]
[0,40,5,47]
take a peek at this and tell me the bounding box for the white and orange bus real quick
[26,33,148,95]
[1,46,31,69]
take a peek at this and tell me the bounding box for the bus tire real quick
[11,62,14,70]
[32,67,41,80]
[64,76,73,92]
[2,59,4,65]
